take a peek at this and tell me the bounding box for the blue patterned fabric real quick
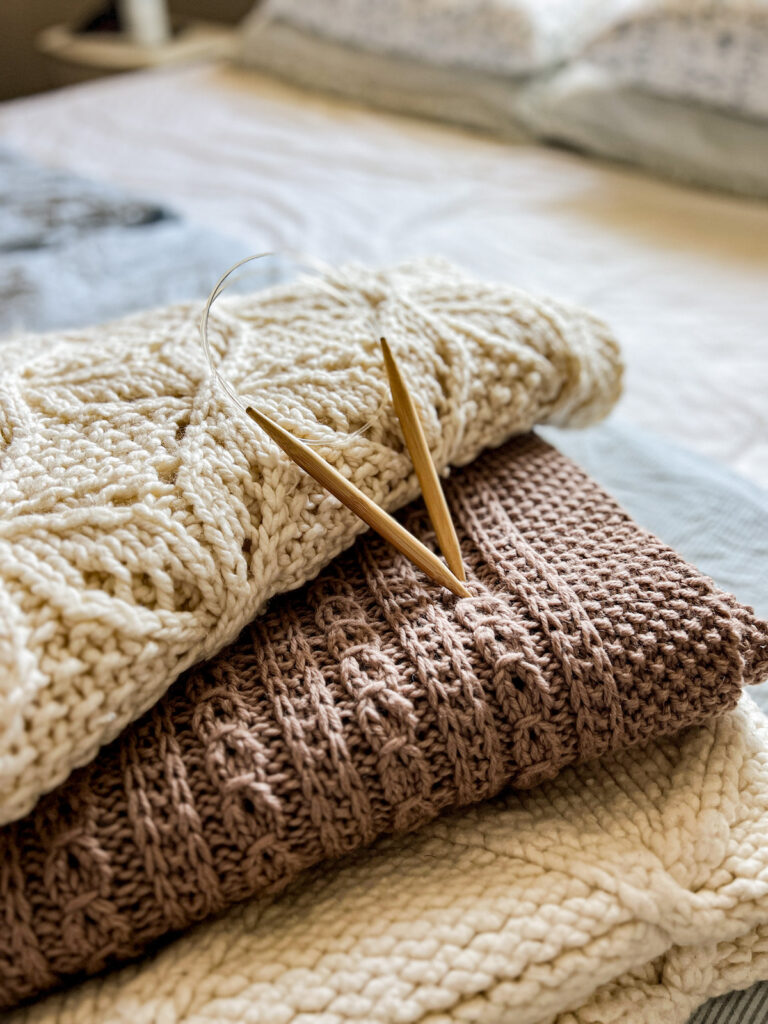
[0,148,245,336]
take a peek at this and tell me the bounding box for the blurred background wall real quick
[0,0,253,101]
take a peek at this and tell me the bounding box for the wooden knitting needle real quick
[246,405,471,599]
[379,337,466,582]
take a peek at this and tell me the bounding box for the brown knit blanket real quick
[2,434,766,1010]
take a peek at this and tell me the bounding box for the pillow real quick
[516,62,768,200]
[0,258,621,827]
[584,1,768,121]
[247,0,585,76]
[1,433,765,1010]
[236,13,768,201]
[237,17,531,139]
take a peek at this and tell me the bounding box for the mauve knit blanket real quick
[2,434,767,1010]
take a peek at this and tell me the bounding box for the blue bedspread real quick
[0,147,246,336]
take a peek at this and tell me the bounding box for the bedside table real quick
[36,21,237,88]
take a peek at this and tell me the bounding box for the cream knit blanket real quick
[13,695,768,1024]
[0,258,621,826]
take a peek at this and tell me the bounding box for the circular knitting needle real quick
[246,405,471,599]
[379,337,466,582]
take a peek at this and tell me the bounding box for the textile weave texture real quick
[8,696,768,1024]
[2,434,766,1010]
[0,258,622,827]
[585,0,768,121]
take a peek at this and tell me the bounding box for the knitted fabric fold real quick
[10,696,768,1024]
[2,434,766,1011]
[0,258,622,827]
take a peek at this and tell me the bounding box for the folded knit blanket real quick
[0,258,621,826]
[2,434,766,1010]
[9,694,768,1024]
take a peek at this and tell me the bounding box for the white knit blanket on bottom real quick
[14,695,768,1024]
[0,258,621,827]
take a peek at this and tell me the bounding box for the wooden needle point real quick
[246,405,471,599]
[379,337,466,582]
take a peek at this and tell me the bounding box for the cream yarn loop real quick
[201,251,389,448]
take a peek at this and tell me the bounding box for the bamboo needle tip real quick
[246,403,471,599]
[379,338,467,586]
[247,405,282,436]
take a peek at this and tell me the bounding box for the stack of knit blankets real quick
[1,255,767,1023]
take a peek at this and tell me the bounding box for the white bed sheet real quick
[1,63,765,486]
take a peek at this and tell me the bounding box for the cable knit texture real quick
[0,258,622,826]
[2,434,766,1010]
[7,695,768,1024]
